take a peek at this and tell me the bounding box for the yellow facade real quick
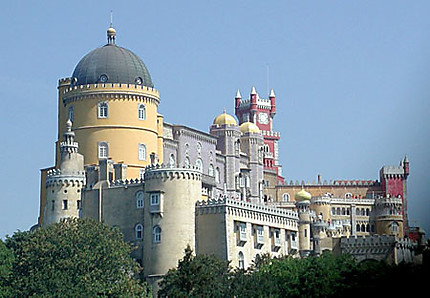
[57,83,162,179]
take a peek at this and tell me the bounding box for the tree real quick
[0,240,14,297]
[5,218,150,297]
[158,245,231,297]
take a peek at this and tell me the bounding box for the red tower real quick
[235,87,284,184]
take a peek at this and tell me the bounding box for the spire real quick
[61,120,78,154]
[235,89,242,99]
[269,89,275,98]
[251,86,257,95]
[107,11,116,45]
[404,155,409,163]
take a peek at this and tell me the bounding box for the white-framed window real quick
[138,104,146,120]
[238,252,245,269]
[98,101,108,118]
[62,200,68,210]
[150,193,160,206]
[98,142,108,159]
[68,105,74,122]
[208,164,214,177]
[282,193,290,202]
[138,144,146,161]
[139,169,145,180]
[274,229,281,246]
[239,223,247,242]
[196,158,203,172]
[153,226,161,243]
[215,167,220,183]
[391,222,399,233]
[136,191,144,208]
[184,156,190,167]
[256,226,264,244]
[135,224,143,240]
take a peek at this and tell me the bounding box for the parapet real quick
[144,163,202,181]
[46,168,85,187]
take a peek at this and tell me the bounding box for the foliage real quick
[0,240,14,297]
[4,218,150,297]
[158,245,231,297]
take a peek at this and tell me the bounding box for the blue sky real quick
[1,0,429,238]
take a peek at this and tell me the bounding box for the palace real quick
[36,25,423,291]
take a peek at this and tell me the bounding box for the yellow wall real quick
[57,83,162,179]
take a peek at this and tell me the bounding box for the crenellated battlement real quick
[46,168,85,188]
[144,164,202,181]
[62,82,159,96]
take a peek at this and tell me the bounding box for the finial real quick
[404,155,409,163]
[66,119,73,132]
[235,89,242,99]
[269,89,275,98]
[223,108,226,114]
[251,86,257,95]
[107,11,116,45]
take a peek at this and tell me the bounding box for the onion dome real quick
[213,111,237,126]
[239,122,260,134]
[295,189,312,201]
[70,25,153,87]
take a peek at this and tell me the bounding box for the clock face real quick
[258,112,268,124]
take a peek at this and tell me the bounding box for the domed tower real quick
[239,122,264,203]
[57,25,163,179]
[209,111,241,197]
[43,120,85,226]
[142,164,202,292]
[295,189,312,256]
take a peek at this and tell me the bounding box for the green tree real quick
[158,246,231,298]
[0,239,14,297]
[5,218,150,297]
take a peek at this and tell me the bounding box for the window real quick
[139,169,145,179]
[391,222,399,233]
[51,200,55,211]
[239,223,247,242]
[135,224,143,240]
[138,104,146,120]
[215,167,220,183]
[282,193,290,202]
[169,154,175,166]
[274,229,281,246]
[184,156,190,167]
[345,192,352,199]
[98,102,108,118]
[68,105,74,122]
[238,252,245,269]
[153,226,161,243]
[98,142,108,159]
[136,191,144,208]
[256,226,264,244]
[208,164,214,177]
[150,193,160,206]
[138,144,146,161]
[62,200,68,210]
[196,158,203,172]
[77,200,82,210]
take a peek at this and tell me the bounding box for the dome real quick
[213,112,237,126]
[295,189,312,201]
[71,33,153,87]
[239,122,260,134]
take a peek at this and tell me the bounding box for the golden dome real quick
[213,112,237,126]
[239,122,260,134]
[295,189,312,201]
[107,27,116,34]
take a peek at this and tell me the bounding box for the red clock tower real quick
[235,87,284,185]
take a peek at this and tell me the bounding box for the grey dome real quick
[71,44,153,87]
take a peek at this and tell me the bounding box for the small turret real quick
[269,89,276,116]
[250,86,257,111]
[403,155,409,176]
[235,89,242,113]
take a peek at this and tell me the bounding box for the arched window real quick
[98,101,108,118]
[138,144,146,161]
[215,167,220,183]
[361,224,366,232]
[238,252,245,269]
[336,207,341,215]
[138,104,146,120]
[184,156,190,167]
[98,142,108,159]
[356,208,360,216]
[366,208,370,216]
[136,191,144,209]
[153,226,161,243]
[345,192,352,199]
[391,222,399,233]
[169,154,175,166]
[196,158,203,172]
[68,105,74,122]
[135,224,143,240]
[356,224,360,232]
[332,207,336,215]
[282,193,290,202]
[208,164,214,177]
[342,207,346,215]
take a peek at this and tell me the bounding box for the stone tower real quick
[374,195,404,237]
[143,164,202,292]
[295,189,312,256]
[42,120,85,226]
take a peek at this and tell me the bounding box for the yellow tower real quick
[56,25,163,179]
